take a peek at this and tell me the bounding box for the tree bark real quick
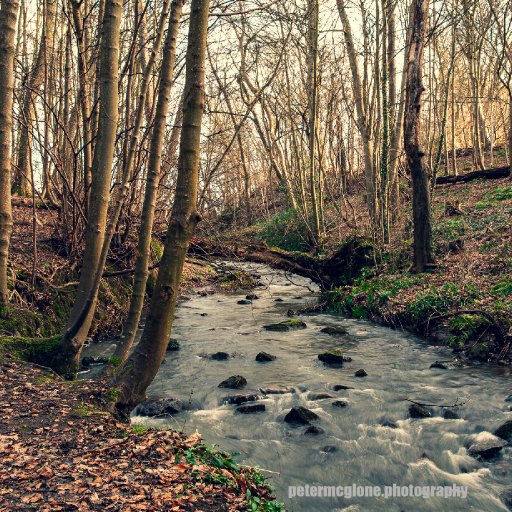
[404,0,432,272]
[56,0,122,374]
[0,0,19,305]
[307,0,321,248]
[113,0,185,364]
[113,0,210,412]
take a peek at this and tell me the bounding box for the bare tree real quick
[113,0,211,412]
[404,0,433,272]
[0,0,19,305]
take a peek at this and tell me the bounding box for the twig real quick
[405,398,467,408]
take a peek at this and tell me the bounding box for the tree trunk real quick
[113,0,210,413]
[336,0,377,223]
[307,0,321,249]
[404,0,432,273]
[0,0,19,305]
[56,0,122,374]
[59,0,172,372]
[113,0,185,364]
[13,0,56,196]
[509,97,512,175]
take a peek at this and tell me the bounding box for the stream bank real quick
[0,357,283,511]
[82,263,512,512]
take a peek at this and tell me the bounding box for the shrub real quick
[255,209,309,251]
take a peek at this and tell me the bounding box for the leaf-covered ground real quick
[0,358,280,511]
[327,178,512,360]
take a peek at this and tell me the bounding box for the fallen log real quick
[188,236,374,290]
[436,166,510,185]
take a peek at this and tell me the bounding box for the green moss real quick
[71,403,104,418]
[254,208,310,252]
[104,387,120,403]
[0,335,61,362]
[151,238,164,261]
[484,186,512,201]
[109,355,123,367]
[0,307,43,337]
[132,424,149,434]
[263,318,307,331]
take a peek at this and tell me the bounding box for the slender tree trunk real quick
[14,0,56,196]
[113,0,210,413]
[56,0,122,374]
[71,0,93,213]
[59,0,172,373]
[509,95,512,174]
[307,0,321,249]
[113,0,185,364]
[336,0,376,223]
[0,0,19,306]
[404,0,432,273]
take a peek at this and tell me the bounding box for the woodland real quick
[0,0,511,510]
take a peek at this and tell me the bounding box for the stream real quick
[82,263,512,511]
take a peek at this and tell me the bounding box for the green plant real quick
[255,209,309,252]
[492,278,512,296]
[484,186,512,202]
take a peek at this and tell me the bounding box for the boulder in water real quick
[318,350,351,365]
[500,489,512,510]
[495,420,512,442]
[332,384,354,391]
[166,338,180,351]
[332,400,348,408]
[505,395,512,403]
[256,352,276,362]
[210,352,230,361]
[260,385,294,395]
[81,356,109,367]
[430,361,448,369]
[443,409,460,420]
[221,394,260,406]
[236,404,266,414]
[135,398,184,417]
[354,369,367,377]
[321,326,348,336]
[379,418,399,429]
[237,299,252,305]
[263,319,307,331]
[218,375,247,389]
[409,403,432,418]
[304,425,324,435]
[321,445,338,453]
[308,393,334,401]
[468,438,506,459]
[246,294,259,300]
[284,406,319,425]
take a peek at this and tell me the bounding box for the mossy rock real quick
[320,326,348,336]
[318,350,351,365]
[263,319,307,331]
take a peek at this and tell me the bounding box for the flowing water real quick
[82,263,512,511]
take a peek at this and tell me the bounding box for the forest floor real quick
[0,357,280,511]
